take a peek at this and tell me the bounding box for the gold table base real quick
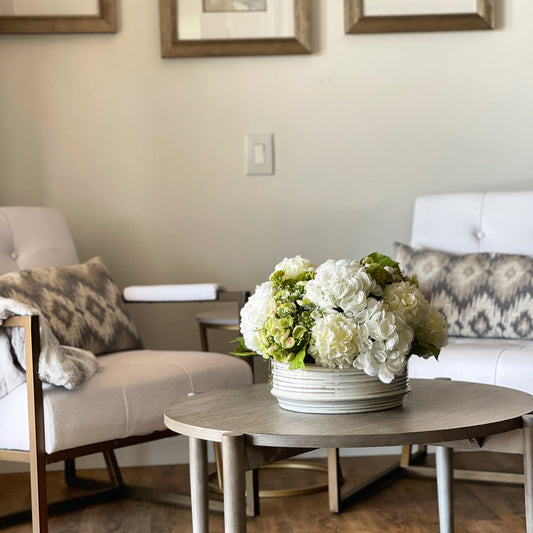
[208,459,330,498]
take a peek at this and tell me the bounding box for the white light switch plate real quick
[245,133,274,175]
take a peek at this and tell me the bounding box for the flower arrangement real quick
[237,253,448,384]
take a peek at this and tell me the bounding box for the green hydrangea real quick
[257,269,315,368]
[361,252,417,288]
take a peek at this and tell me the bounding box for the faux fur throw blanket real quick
[0,297,99,399]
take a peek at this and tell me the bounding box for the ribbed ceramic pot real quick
[270,360,409,414]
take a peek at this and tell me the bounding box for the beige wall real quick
[1,1,533,466]
[1,1,532,353]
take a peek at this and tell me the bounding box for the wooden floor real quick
[0,452,526,532]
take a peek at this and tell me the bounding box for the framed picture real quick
[345,0,495,34]
[0,0,116,34]
[159,0,311,57]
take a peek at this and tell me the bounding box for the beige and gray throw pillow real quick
[0,257,143,354]
[395,242,533,339]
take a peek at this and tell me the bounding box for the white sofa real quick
[403,191,533,397]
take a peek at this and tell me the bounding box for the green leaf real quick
[411,339,440,359]
[289,345,307,370]
[365,252,399,269]
[229,336,258,357]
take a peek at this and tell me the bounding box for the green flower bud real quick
[283,337,296,349]
[293,325,306,340]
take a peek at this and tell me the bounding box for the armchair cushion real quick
[0,349,253,453]
[395,242,533,339]
[0,257,143,355]
[408,337,533,395]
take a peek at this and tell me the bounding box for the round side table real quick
[196,310,240,352]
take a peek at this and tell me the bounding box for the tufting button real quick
[10,251,18,260]
[475,230,485,240]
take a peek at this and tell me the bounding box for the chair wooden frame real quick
[0,315,203,533]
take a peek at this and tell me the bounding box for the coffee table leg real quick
[222,432,246,533]
[189,437,209,533]
[328,448,341,513]
[435,446,454,533]
[523,414,533,532]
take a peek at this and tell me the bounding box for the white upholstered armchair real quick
[0,206,253,533]
[398,191,533,483]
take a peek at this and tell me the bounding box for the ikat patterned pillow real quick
[0,256,143,354]
[394,242,533,339]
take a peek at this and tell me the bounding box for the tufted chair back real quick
[0,207,79,275]
[411,190,533,255]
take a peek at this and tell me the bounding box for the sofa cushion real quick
[0,349,253,453]
[408,337,533,396]
[395,243,533,339]
[0,257,143,354]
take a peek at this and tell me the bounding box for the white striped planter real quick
[270,361,409,414]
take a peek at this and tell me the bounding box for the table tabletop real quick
[164,379,533,449]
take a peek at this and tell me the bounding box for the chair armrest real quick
[123,283,225,303]
[0,315,45,449]
[1,314,41,373]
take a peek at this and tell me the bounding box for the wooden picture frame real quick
[0,0,116,34]
[345,0,495,34]
[159,0,311,57]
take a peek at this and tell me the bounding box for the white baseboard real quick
[0,439,414,474]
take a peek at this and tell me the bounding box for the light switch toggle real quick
[245,133,274,175]
[253,143,265,165]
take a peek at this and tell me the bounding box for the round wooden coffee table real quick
[165,379,533,533]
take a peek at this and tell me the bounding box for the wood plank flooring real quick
[0,452,525,532]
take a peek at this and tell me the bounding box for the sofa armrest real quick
[123,283,225,303]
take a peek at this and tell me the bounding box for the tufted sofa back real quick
[411,191,533,255]
[0,207,79,275]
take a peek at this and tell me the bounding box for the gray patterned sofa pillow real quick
[394,242,533,339]
[0,256,143,354]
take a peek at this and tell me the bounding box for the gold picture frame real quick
[345,0,495,34]
[0,0,116,34]
[159,0,311,57]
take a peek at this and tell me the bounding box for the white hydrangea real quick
[415,307,449,357]
[354,313,413,383]
[308,312,358,368]
[305,259,376,315]
[382,281,429,329]
[272,255,317,279]
[240,281,274,355]
[350,297,382,326]
[366,308,397,341]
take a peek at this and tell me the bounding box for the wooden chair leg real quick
[25,315,48,533]
[65,451,124,491]
[103,450,124,487]
[29,447,48,533]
